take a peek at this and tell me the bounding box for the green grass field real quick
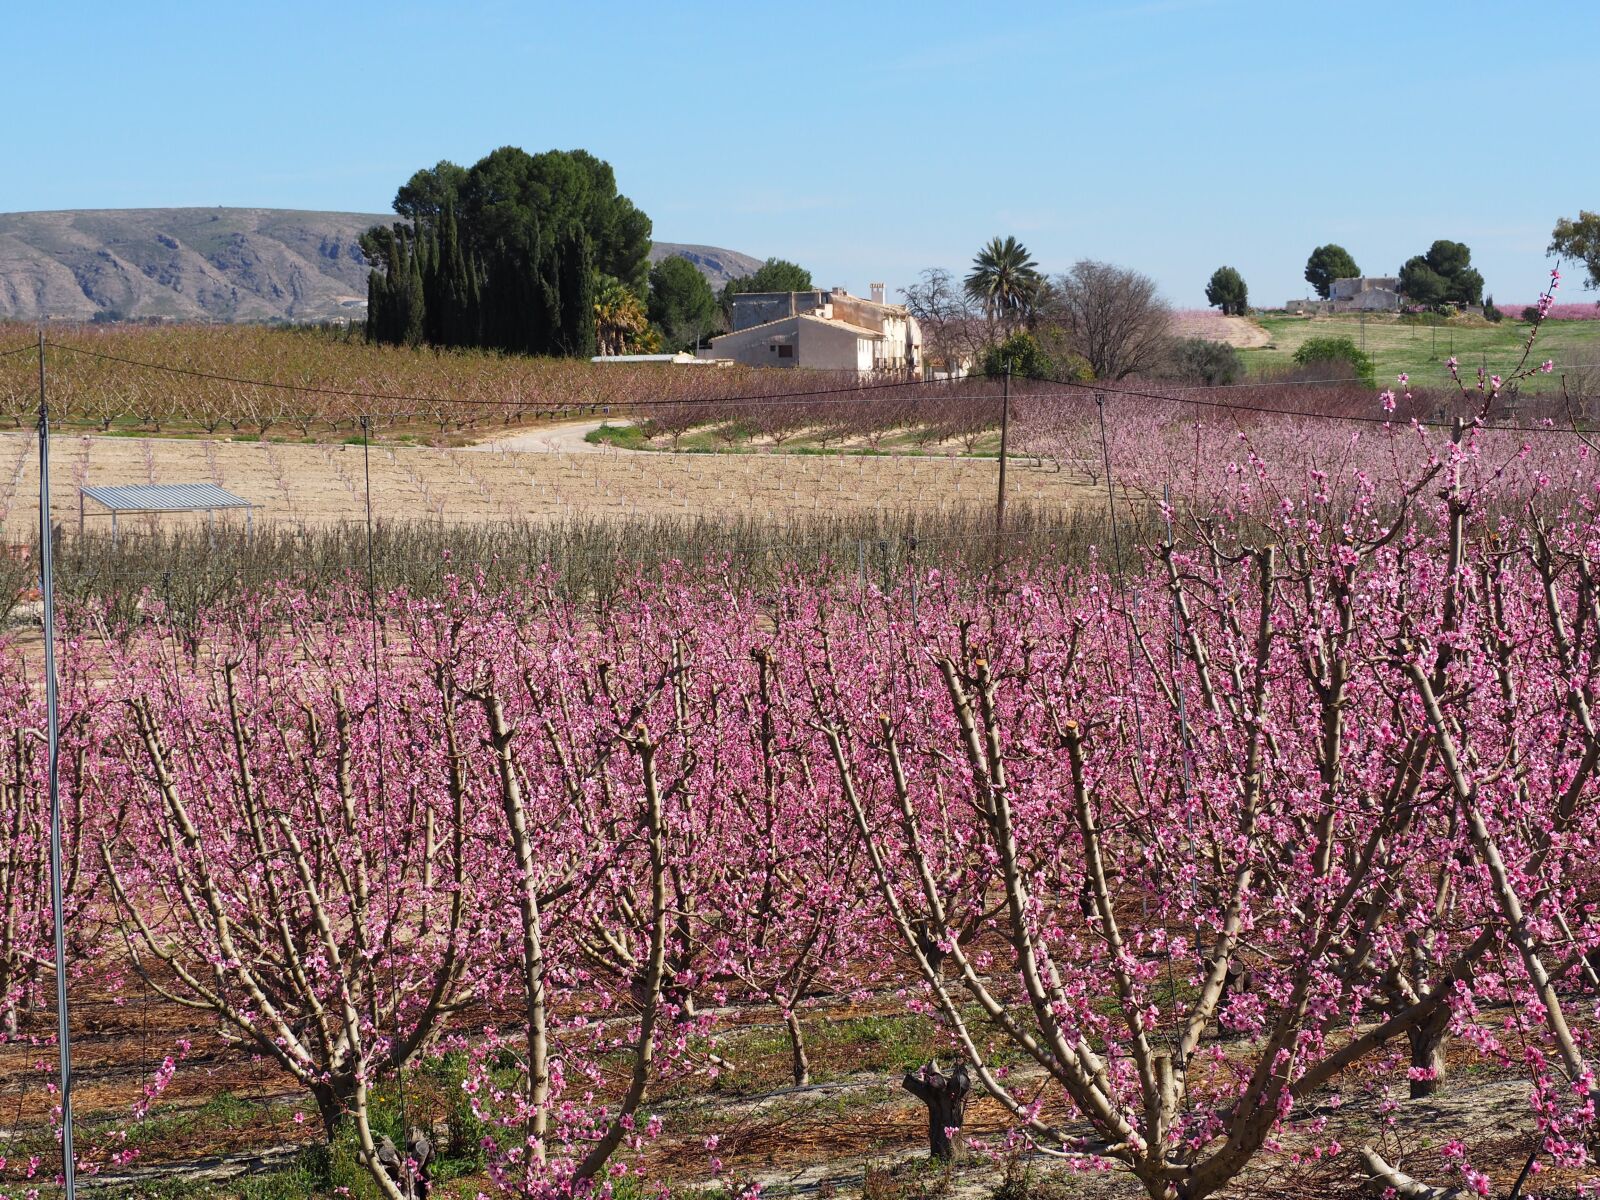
[1241,314,1600,394]
[585,421,1009,457]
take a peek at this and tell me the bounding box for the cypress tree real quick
[364,269,380,343]
[420,224,445,346]
[558,232,596,358]
[439,204,472,347]
[401,236,426,347]
[533,240,563,357]
[465,252,483,346]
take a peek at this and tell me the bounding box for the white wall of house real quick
[799,317,879,372]
[707,315,883,371]
[709,290,922,374]
[706,316,803,368]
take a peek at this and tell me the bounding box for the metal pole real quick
[36,331,77,1198]
[996,363,1010,540]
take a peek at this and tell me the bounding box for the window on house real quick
[777,345,793,359]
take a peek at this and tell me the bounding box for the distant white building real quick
[704,285,922,374]
[590,352,727,365]
[1330,276,1401,312]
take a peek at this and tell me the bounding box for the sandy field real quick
[0,427,1092,540]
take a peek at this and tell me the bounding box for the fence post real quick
[36,330,77,1199]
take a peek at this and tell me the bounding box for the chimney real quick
[870,282,886,304]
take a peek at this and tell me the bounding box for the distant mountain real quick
[0,208,760,323]
[647,243,763,291]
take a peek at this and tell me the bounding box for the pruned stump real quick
[373,1125,434,1199]
[902,1059,971,1161]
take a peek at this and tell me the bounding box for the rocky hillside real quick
[647,243,763,291]
[0,208,759,323]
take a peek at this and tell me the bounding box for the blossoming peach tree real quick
[10,268,1598,1198]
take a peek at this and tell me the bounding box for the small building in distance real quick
[704,284,922,374]
[1286,277,1404,315]
[590,352,729,366]
[1330,276,1401,312]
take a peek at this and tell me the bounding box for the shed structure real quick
[78,483,258,542]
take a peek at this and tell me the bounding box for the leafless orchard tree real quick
[901,269,988,375]
[1039,260,1173,381]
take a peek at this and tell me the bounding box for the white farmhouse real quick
[703,284,922,374]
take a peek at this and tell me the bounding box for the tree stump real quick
[902,1059,972,1161]
[373,1125,434,1199]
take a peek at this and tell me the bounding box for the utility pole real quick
[36,330,76,1199]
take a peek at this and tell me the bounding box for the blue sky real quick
[4,1,1596,307]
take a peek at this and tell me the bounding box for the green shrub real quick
[981,332,1058,380]
[1291,335,1375,387]
[421,1050,489,1168]
[1160,337,1244,386]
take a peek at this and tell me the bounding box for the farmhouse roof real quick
[712,313,886,341]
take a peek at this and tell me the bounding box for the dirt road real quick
[467,419,619,453]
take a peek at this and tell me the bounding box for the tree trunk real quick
[311,1074,359,1143]
[901,1060,971,1161]
[784,1010,810,1087]
[1407,1005,1450,1099]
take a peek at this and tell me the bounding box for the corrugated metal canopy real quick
[80,483,256,513]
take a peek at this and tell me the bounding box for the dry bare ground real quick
[0,430,1094,543]
[1169,310,1272,349]
[23,976,1560,1200]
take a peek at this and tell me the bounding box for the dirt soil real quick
[0,431,1093,538]
[1170,312,1272,349]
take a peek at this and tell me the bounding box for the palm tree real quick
[964,236,1043,333]
[593,277,656,356]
